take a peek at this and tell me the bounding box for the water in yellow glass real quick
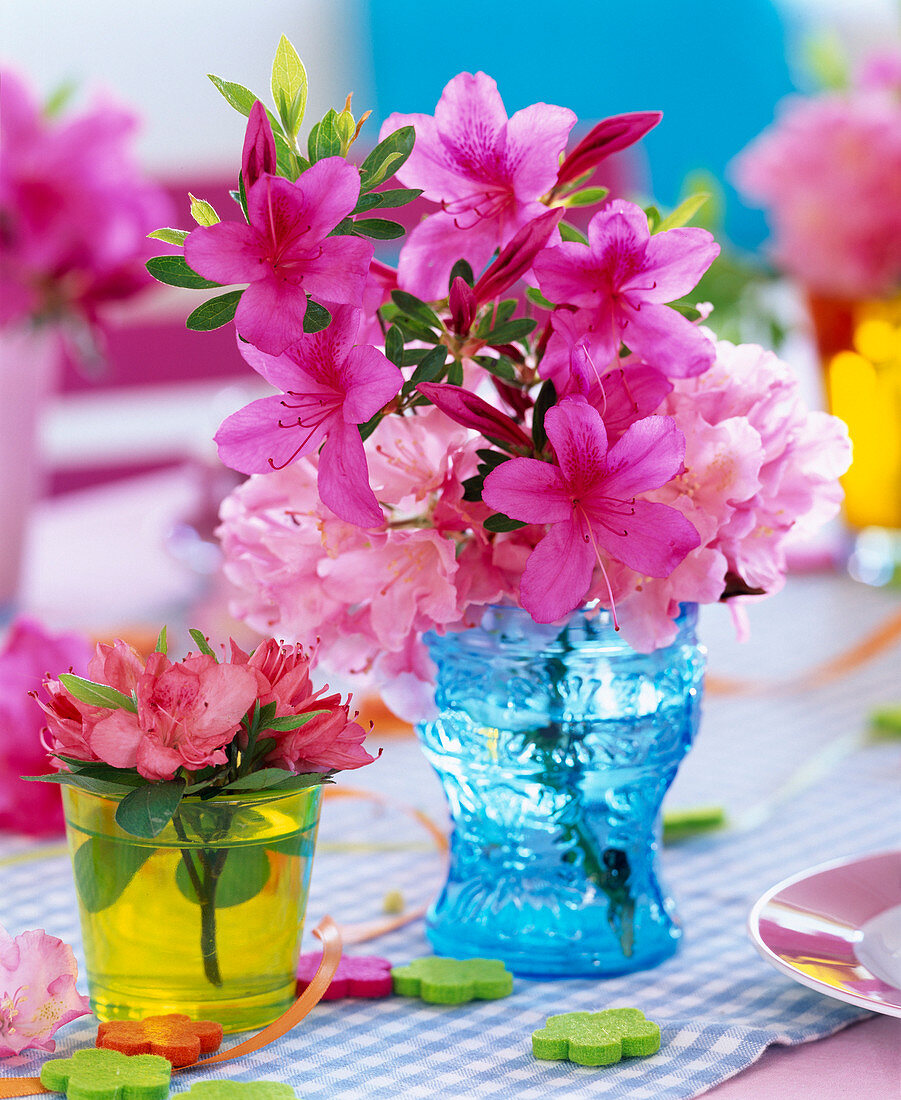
[63,786,322,1033]
[826,299,901,530]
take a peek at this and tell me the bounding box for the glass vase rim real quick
[59,781,326,811]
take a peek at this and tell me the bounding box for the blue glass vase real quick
[417,604,705,977]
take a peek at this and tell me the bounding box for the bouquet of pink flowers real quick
[30,628,373,838]
[0,69,170,354]
[150,38,851,719]
[732,49,901,299]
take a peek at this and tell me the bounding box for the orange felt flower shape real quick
[96,1013,224,1067]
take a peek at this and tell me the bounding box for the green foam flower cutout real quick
[39,1047,172,1098]
[532,1008,661,1066]
[391,956,513,1004]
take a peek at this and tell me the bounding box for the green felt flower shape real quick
[39,1047,172,1098]
[179,1084,300,1098]
[532,1008,661,1066]
[391,956,513,1004]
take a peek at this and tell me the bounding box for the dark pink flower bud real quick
[449,276,476,333]
[242,100,277,190]
[472,208,563,304]
[556,111,662,188]
[417,382,533,450]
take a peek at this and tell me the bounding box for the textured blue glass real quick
[417,604,705,977]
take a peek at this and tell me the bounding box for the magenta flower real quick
[184,158,373,355]
[555,110,662,189]
[215,306,402,528]
[0,924,90,1055]
[534,199,719,378]
[241,100,277,190]
[381,72,576,299]
[0,618,92,837]
[482,395,700,622]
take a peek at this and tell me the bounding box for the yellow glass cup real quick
[62,784,322,1033]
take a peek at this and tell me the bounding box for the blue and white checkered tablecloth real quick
[2,575,899,1098]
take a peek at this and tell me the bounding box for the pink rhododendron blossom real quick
[215,306,402,527]
[88,652,258,781]
[0,924,90,1055]
[184,159,373,355]
[0,618,92,836]
[534,200,719,377]
[0,69,171,332]
[732,76,901,297]
[482,396,700,622]
[382,72,576,299]
[229,639,374,772]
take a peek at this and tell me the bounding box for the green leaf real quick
[476,448,513,470]
[335,109,355,151]
[395,316,439,343]
[462,475,484,502]
[74,837,153,913]
[186,290,243,332]
[115,779,186,839]
[189,193,220,226]
[147,227,189,247]
[207,74,262,118]
[257,700,277,727]
[474,354,517,382]
[485,318,537,345]
[353,218,405,240]
[385,325,404,366]
[355,188,422,214]
[188,629,217,660]
[409,345,448,386]
[644,204,661,233]
[262,712,327,732]
[308,109,342,162]
[22,773,141,797]
[304,299,332,333]
[565,186,610,207]
[558,222,588,245]
[358,411,382,442]
[391,290,441,330]
[525,286,556,310]
[271,35,308,137]
[483,513,528,532]
[449,259,475,288]
[155,626,168,654]
[176,845,270,908]
[220,767,296,792]
[359,126,415,192]
[656,192,711,233]
[531,380,557,452]
[329,217,356,236]
[446,359,464,386]
[495,299,517,325]
[59,674,137,713]
[146,255,221,290]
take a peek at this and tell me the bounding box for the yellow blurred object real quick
[814,295,901,531]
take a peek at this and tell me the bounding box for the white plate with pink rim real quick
[748,849,901,1018]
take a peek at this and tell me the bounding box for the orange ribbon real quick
[0,916,342,1098]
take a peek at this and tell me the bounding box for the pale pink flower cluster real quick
[732,58,901,297]
[0,923,90,1056]
[38,636,373,780]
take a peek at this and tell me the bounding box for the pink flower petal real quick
[621,301,716,378]
[293,234,373,310]
[637,226,720,302]
[482,457,571,524]
[587,498,700,577]
[397,211,499,302]
[247,163,360,257]
[520,520,595,623]
[602,415,687,498]
[544,396,610,494]
[505,102,577,199]
[184,221,265,284]
[341,344,403,422]
[89,710,144,769]
[318,421,385,528]
[215,394,329,474]
[234,274,312,356]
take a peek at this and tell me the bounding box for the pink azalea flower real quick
[228,639,374,773]
[533,199,719,377]
[732,82,901,297]
[381,72,576,299]
[482,395,700,622]
[184,159,373,355]
[0,924,90,1056]
[0,68,171,331]
[215,306,403,528]
[88,652,258,781]
[0,618,92,836]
